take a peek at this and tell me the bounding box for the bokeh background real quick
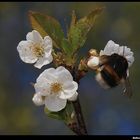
[0,2,140,135]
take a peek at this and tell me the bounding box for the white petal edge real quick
[56,66,73,83]
[118,46,124,56]
[59,91,78,101]
[126,55,134,67]
[17,41,37,63]
[44,36,52,44]
[36,68,57,85]
[26,30,43,43]
[104,40,117,55]
[68,92,78,101]
[34,54,53,69]
[62,81,78,93]
[59,90,76,100]
[101,40,120,56]
[43,36,53,52]
[123,47,131,57]
[113,44,120,54]
[43,36,53,57]
[118,46,134,67]
[99,50,104,56]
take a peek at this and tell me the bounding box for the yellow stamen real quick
[32,43,44,57]
[41,96,46,101]
[51,82,62,93]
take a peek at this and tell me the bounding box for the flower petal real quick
[104,40,116,55]
[125,55,134,67]
[100,40,134,72]
[34,54,53,69]
[45,95,67,112]
[58,90,75,99]
[68,91,78,101]
[62,81,78,93]
[36,68,57,84]
[34,82,51,96]
[123,46,131,57]
[99,50,104,56]
[113,44,120,54]
[118,46,124,56]
[43,36,52,55]
[59,81,78,99]
[32,93,45,106]
[44,36,52,46]
[17,41,37,63]
[56,66,73,83]
[26,30,43,43]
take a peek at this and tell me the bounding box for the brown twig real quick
[72,67,88,135]
[72,98,88,135]
[64,65,88,135]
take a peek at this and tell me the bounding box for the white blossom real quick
[87,40,134,77]
[32,66,78,112]
[100,40,134,67]
[17,30,53,69]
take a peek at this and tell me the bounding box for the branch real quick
[72,98,88,135]
[64,65,88,135]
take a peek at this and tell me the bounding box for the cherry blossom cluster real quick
[17,30,78,112]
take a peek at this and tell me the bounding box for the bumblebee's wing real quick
[123,77,133,98]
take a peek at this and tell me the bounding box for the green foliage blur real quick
[0,2,140,135]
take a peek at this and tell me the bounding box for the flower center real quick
[51,82,62,93]
[32,44,44,57]
[41,96,46,101]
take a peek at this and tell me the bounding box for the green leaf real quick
[61,38,73,55]
[29,11,65,49]
[44,102,76,124]
[68,7,104,55]
[44,107,64,121]
[69,10,77,29]
[60,39,77,66]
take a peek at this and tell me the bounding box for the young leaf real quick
[69,10,77,29]
[44,107,64,121]
[29,11,65,49]
[61,38,73,55]
[68,7,104,55]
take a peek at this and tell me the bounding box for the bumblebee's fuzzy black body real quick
[99,54,128,88]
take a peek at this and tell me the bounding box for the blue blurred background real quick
[0,2,140,135]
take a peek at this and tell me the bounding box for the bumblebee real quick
[87,47,133,98]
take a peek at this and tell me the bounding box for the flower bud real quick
[87,56,99,69]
